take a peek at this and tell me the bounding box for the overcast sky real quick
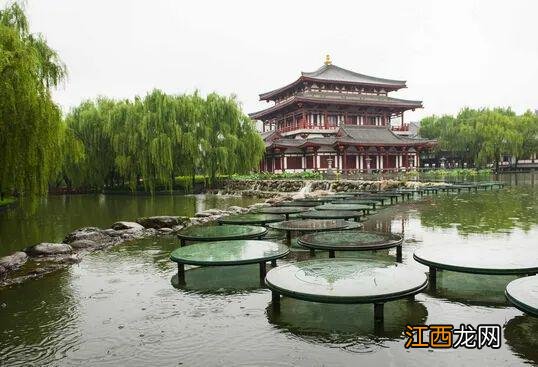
[8,0,538,121]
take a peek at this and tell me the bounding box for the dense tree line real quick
[61,90,265,192]
[0,3,67,199]
[0,3,264,198]
[420,108,538,171]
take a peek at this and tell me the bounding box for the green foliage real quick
[63,90,265,192]
[405,168,492,179]
[0,196,16,207]
[420,107,538,169]
[231,171,324,180]
[0,2,67,197]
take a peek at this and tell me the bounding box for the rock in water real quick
[26,243,73,256]
[111,221,145,231]
[136,216,188,229]
[0,251,28,270]
[64,227,111,244]
[69,239,100,249]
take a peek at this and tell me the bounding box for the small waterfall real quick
[299,181,313,195]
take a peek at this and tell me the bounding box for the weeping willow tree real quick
[420,107,538,169]
[63,90,264,193]
[0,2,67,199]
[63,98,116,188]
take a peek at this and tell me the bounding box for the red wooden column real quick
[313,147,319,170]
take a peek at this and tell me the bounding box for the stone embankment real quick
[220,178,436,197]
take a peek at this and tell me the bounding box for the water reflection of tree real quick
[0,270,79,366]
[504,315,538,365]
[0,194,259,257]
[419,188,538,234]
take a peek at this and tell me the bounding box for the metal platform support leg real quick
[429,266,437,290]
[177,263,185,286]
[272,290,281,312]
[309,249,316,257]
[374,303,384,323]
[259,261,267,280]
[271,259,277,267]
[396,245,403,263]
[329,250,335,258]
[286,231,291,246]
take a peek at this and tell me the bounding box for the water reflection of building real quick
[250,56,435,173]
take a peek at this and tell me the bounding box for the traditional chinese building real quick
[249,56,435,173]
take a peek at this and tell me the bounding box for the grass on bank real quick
[229,169,492,181]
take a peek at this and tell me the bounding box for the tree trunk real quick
[63,174,72,189]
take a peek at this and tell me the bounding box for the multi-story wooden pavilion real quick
[249,56,435,173]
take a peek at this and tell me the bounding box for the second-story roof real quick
[249,92,422,120]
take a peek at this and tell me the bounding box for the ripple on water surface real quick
[1,184,538,366]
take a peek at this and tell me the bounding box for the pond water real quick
[0,194,260,257]
[1,174,538,366]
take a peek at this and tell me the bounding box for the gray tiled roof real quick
[302,64,406,87]
[250,93,422,120]
[298,90,422,106]
[338,125,427,145]
[259,63,407,101]
[263,125,434,149]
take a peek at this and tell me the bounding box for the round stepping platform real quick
[386,190,414,199]
[505,275,538,317]
[294,197,334,203]
[330,199,379,209]
[358,195,391,205]
[170,240,289,285]
[268,219,351,245]
[414,243,538,289]
[177,224,267,245]
[275,201,320,207]
[339,191,369,196]
[342,221,363,230]
[257,206,311,220]
[315,203,372,215]
[298,210,362,221]
[298,231,403,261]
[328,193,355,199]
[266,259,428,323]
[217,213,284,225]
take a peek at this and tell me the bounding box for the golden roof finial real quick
[324,54,332,65]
